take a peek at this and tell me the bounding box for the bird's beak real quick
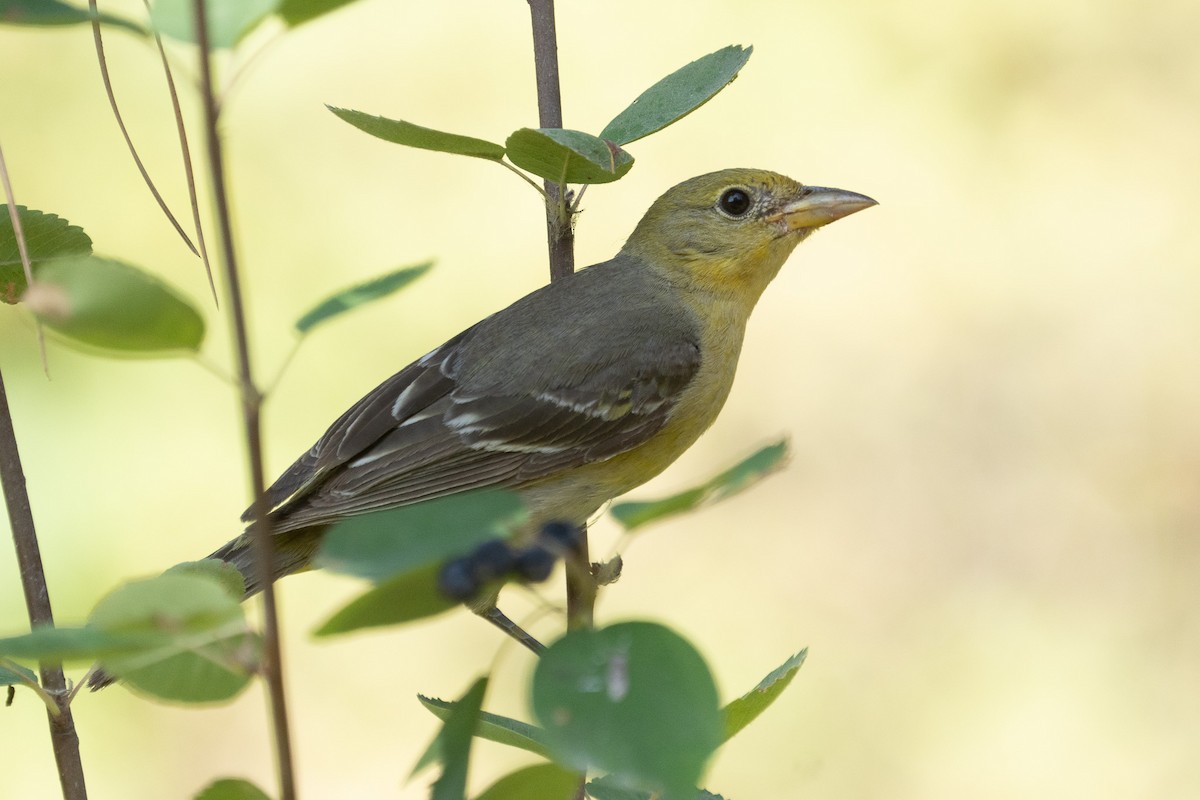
[771,186,878,231]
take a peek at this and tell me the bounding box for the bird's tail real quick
[205,525,328,598]
[87,525,326,690]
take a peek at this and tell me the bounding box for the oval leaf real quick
[315,489,524,582]
[328,107,506,161]
[532,622,722,799]
[610,440,788,532]
[476,764,578,800]
[194,778,273,800]
[295,262,432,334]
[0,0,145,34]
[1,205,93,304]
[29,255,205,356]
[314,564,456,636]
[89,574,241,634]
[721,649,807,741]
[505,129,633,185]
[149,0,279,49]
[88,574,259,703]
[599,45,753,146]
[110,636,260,703]
[165,559,247,600]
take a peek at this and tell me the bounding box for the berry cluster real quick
[437,522,583,601]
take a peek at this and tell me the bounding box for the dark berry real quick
[437,556,480,600]
[470,539,516,581]
[514,546,556,583]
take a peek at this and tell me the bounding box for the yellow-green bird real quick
[99,168,873,684]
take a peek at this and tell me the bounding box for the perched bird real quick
[89,168,874,687]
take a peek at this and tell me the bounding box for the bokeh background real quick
[2,0,1198,797]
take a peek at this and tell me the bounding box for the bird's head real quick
[621,168,876,302]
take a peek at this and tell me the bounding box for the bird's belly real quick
[517,320,745,527]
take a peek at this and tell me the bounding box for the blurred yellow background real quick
[2,0,1198,797]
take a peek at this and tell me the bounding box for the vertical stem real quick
[526,0,594,627]
[0,369,88,800]
[191,3,296,798]
[527,0,575,280]
[525,5,593,796]
[1,141,87,800]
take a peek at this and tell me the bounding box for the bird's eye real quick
[718,188,752,217]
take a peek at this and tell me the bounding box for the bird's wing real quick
[248,316,701,532]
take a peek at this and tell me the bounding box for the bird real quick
[89,168,874,688]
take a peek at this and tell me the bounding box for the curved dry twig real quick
[89,0,200,259]
[139,0,217,304]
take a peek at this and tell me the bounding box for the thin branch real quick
[140,0,217,304]
[526,0,594,625]
[89,0,200,258]
[526,5,593,798]
[527,0,575,280]
[0,371,88,800]
[192,2,297,798]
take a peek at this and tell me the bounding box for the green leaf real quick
[431,677,489,800]
[315,489,525,582]
[476,764,578,800]
[194,777,273,800]
[505,129,633,186]
[88,573,259,703]
[28,255,205,356]
[721,649,807,741]
[599,45,753,146]
[277,0,357,26]
[294,262,432,335]
[610,440,788,532]
[0,626,164,663]
[0,0,145,34]
[165,560,247,600]
[328,107,506,161]
[89,574,241,635]
[314,564,456,636]
[111,636,260,702]
[0,205,93,304]
[532,622,722,800]
[0,659,39,687]
[149,0,279,49]
[419,695,552,759]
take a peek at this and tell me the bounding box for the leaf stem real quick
[191,2,297,798]
[499,159,548,198]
